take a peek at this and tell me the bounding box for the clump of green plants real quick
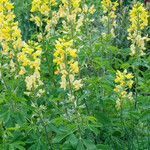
[0,0,149,150]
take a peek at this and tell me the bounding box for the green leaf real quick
[96,144,112,150]
[88,124,101,135]
[121,63,130,69]
[0,110,10,123]
[53,128,77,143]
[140,109,150,120]
[9,144,15,150]
[83,139,97,150]
[87,116,97,124]
[68,134,78,148]
[77,140,85,150]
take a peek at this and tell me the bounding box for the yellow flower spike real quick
[114,70,134,109]
[0,0,26,76]
[128,3,148,33]
[17,40,43,93]
[53,0,86,91]
[101,0,118,37]
[54,38,82,91]
[128,2,148,56]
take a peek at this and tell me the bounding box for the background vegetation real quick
[0,0,150,150]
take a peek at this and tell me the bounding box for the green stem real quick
[38,113,52,150]
[33,100,52,150]
[68,1,82,139]
[134,57,140,109]
[0,65,8,90]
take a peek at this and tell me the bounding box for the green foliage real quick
[0,0,150,150]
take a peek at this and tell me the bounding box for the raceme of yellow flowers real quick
[114,70,134,110]
[0,0,22,73]
[81,4,96,31]
[53,38,82,91]
[30,0,95,42]
[82,4,96,15]
[53,0,96,91]
[0,0,43,95]
[101,0,119,37]
[53,0,94,91]
[31,0,57,16]
[127,2,149,56]
[59,0,95,35]
[59,0,82,35]
[30,0,59,40]
[17,41,43,95]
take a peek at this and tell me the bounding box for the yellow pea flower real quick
[125,73,134,79]
[73,79,83,91]
[19,67,26,75]
[127,80,134,89]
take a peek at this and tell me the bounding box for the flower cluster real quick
[80,4,96,31]
[114,70,134,110]
[0,0,44,96]
[101,0,119,37]
[58,0,95,34]
[24,0,61,95]
[30,0,59,39]
[53,38,82,91]
[53,0,92,92]
[128,2,149,56]
[0,0,23,73]
[17,41,43,94]
[31,0,57,16]
[82,4,96,15]
[58,0,82,34]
